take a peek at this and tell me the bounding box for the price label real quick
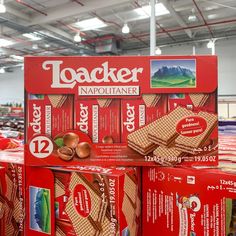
[29,136,53,158]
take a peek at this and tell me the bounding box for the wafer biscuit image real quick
[12,197,21,223]
[0,195,5,219]
[69,172,107,223]
[65,195,100,236]
[124,174,137,204]
[153,146,184,165]
[5,173,17,202]
[4,199,14,224]
[5,218,19,236]
[135,196,141,217]
[127,122,158,155]
[56,225,66,236]
[142,94,161,107]
[189,93,209,107]
[48,95,67,108]
[122,194,136,228]
[55,178,66,198]
[100,215,112,236]
[97,98,112,108]
[148,106,194,146]
[129,222,138,236]
[175,111,217,154]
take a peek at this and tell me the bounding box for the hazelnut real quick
[102,135,114,144]
[57,146,75,161]
[63,133,79,149]
[76,142,91,159]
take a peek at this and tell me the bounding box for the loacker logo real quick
[124,103,135,132]
[30,104,41,134]
[77,103,88,134]
[42,60,143,89]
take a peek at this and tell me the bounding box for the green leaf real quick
[54,138,64,147]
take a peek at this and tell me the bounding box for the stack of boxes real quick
[1,55,228,235]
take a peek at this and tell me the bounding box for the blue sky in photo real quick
[151,59,196,76]
[30,186,42,231]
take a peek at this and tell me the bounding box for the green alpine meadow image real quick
[151,59,196,88]
[30,186,51,234]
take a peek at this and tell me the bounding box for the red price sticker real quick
[29,136,53,158]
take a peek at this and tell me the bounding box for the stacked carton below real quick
[26,166,141,236]
[0,152,25,236]
[142,166,236,236]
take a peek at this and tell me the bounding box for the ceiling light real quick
[0,38,14,47]
[207,14,217,20]
[74,33,82,42]
[155,47,162,55]
[0,0,6,14]
[0,67,5,73]
[44,43,50,48]
[32,44,38,50]
[74,17,107,31]
[188,15,197,22]
[134,3,169,19]
[10,55,24,61]
[23,32,42,41]
[207,40,214,49]
[122,23,130,34]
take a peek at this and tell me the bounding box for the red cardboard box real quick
[142,166,236,236]
[0,152,25,236]
[25,166,141,236]
[25,56,218,166]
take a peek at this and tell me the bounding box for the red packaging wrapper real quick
[27,94,74,140]
[121,96,168,142]
[75,98,120,143]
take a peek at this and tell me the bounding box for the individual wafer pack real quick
[27,94,74,140]
[168,92,216,113]
[26,166,141,236]
[142,166,236,236]
[25,55,218,166]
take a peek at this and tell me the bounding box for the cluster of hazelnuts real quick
[57,133,91,161]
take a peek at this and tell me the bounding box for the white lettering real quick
[30,104,41,134]
[42,60,143,88]
[76,103,88,134]
[124,103,135,132]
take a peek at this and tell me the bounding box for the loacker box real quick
[142,166,236,236]
[0,152,25,236]
[25,166,141,236]
[25,56,218,166]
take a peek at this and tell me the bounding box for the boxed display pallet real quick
[25,56,218,167]
[25,165,141,236]
[142,166,236,236]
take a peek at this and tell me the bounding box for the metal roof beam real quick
[160,0,193,38]
[30,0,132,25]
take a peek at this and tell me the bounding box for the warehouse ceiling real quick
[0,0,236,69]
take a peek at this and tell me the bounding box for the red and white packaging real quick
[121,96,167,142]
[25,56,218,166]
[27,94,74,140]
[0,152,25,236]
[142,166,236,236]
[25,166,141,236]
[75,98,121,143]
